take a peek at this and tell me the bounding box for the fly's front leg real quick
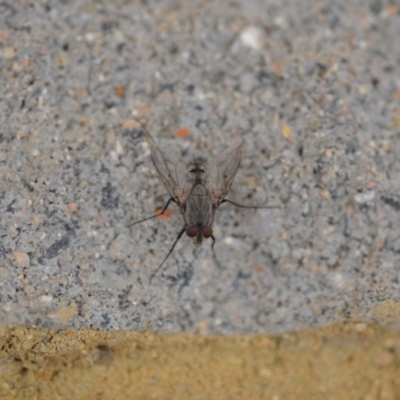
[127,197,175,227]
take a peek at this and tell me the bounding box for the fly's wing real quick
[206,141,243,209]
[149,140,191,206]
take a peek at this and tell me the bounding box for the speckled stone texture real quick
[0,0,399,333]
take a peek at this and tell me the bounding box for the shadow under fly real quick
[128,125,280,281]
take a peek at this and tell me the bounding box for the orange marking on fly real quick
[176,127,191,139]
[155,207,174,220]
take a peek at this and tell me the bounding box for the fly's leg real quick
[127,197,175,227]
[149,225,186,282]
[222,199,281,209]
[210,235,222,269]
[211,235,216,249]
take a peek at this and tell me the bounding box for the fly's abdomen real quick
[184,185,214,227]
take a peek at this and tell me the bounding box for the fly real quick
[128,125,279,281]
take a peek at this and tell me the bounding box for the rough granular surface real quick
[1,0,399,335]
[1,1,400,398]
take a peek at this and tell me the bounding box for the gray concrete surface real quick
[0,0,399,334]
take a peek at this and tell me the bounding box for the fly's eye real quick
[186,226,198,238]
[203,226,213,239]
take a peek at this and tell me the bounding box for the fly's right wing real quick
[206,141,243,209]
[148,137,191,207]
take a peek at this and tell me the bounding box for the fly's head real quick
[187,157,207,182]
[185,224,213,246]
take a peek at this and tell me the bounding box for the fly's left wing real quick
[206,141,243,209]
[148,136,191,206]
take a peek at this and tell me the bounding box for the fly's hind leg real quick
[149,225,186,282]
[210,235,223,270]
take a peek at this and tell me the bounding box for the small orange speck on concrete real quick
[68,203,79,213]
[347,66,356,77]
[57,55,66,66]
[24,285,35,294]
[75,87,86,100]
[115,85,126,98]
[391,117,400,128]
[254,264,267,274]
[123,119,142,130]
[280,231,288,240]
[380,143,391,153]
[387,5,398,16]
[247,177,255,187]
[274,60,283,76]
[0,29,10,42]
[366,180,376,189]
[281,124,294,141]
[176,127,190,139]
